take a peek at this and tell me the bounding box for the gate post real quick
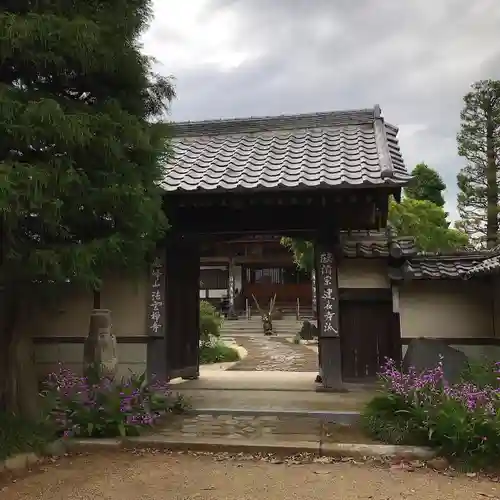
[314,236,345,392]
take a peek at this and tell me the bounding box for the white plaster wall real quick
[337,259,390,288]
[399,280,493,339]
[35,343,147,381]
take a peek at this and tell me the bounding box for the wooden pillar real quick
[311,268,323,383]
[314,241,344,392]
[160,236,201,381]
[227,258,238,319]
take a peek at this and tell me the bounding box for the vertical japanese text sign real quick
[318,251,339,337]
[148,254,165,337]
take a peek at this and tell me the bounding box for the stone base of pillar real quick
[315,336,346,393]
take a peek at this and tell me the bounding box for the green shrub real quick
[200,300,223,346]
[361,395,427,446]
[199,338,240,364]
[0,412,55,460]
[42,366,189,438]
[461,358,499,389]
[363,358,500,466]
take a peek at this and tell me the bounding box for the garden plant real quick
[362,357,500,466]
[41,366,189,439]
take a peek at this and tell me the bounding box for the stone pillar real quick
[83,309,118,382]
[314,244,344,392]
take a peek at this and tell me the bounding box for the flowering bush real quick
[362,358,500,464]
[41,365,190,438]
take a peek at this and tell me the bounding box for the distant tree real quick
[405,163,446,207]
[0,1,174,416]
[388,198,468,252]
[456,80,500,248]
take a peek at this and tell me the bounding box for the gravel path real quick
[2,452,499,500]
[228,336,318,372]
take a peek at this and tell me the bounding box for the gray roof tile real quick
[162,107,410,193]
[341,230,416,258]
[464,245,500,277]
[391,257,484,280]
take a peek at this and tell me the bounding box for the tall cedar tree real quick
[457,80,500,248]
[0,1,174,415]
[405,163,446,207]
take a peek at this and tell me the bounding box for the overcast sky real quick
[141,0,500,219]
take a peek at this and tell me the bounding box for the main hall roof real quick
[161,106,410,193]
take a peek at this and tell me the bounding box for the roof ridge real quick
[170,107,377,138]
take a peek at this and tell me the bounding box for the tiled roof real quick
[464,245,500,277]
[341,231,416,258]
[389,256,484,280]
[162,106,410,193]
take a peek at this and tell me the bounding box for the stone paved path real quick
[156,413,373,444]
[3,452,498,500]
[228,336,318,372]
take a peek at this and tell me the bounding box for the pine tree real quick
[457,80,500,248]
[0,1,174,414]
[405,163,446,207]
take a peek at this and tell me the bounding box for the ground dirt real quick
[227,336,318,372]
[2,451,500,500]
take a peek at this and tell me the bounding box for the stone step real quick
[185,408,360,424]
[153,412,374,447]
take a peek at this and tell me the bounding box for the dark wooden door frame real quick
[165,237,200,381]
[339,295,400,382]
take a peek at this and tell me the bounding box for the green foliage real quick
[199,338,240,364]
[389,197,469,252]
[457,79,500,248]
[280,237,313,272]
[42,366,188,438]
[365,360,500,466]
[0,411,55,460]
[361,395,427,446]
[461,358,500,389]
[0,1,175,290]
[200,300,223,346]
[405,163,446,207]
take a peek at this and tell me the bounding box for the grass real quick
[0,411,55,460]
[199,340,240,365]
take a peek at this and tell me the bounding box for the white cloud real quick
[142,0,259,72]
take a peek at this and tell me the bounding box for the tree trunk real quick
[486,119,499,248]
[0,289,40,419]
